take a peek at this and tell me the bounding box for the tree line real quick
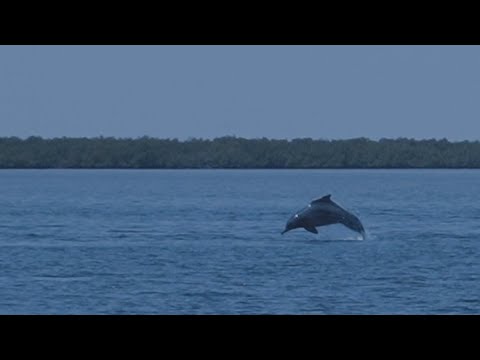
[0,136,479,168]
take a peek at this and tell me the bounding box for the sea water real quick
[0,169,479,314]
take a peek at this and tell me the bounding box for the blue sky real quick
[1,45,479,140]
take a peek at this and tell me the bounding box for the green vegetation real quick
[0,136,479,168]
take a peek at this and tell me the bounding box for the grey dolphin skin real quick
[282,194,366,239]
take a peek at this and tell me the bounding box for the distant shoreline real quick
[1,136,479,169]
[1,168,480,170]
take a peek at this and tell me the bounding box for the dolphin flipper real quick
[304,226,318,234]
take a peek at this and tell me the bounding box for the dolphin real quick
[281,194,366,239]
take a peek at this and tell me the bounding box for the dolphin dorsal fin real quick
[311,194,332,205]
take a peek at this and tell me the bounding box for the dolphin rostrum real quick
[281,194,366,239]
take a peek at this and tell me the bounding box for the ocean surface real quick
[0,169,479,314]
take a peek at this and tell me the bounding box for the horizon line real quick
[1,135,478,143]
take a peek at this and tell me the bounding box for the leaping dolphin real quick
[281,194,366,239]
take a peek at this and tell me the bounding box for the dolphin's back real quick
[301,196,364,232]
[305,202,346,227]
